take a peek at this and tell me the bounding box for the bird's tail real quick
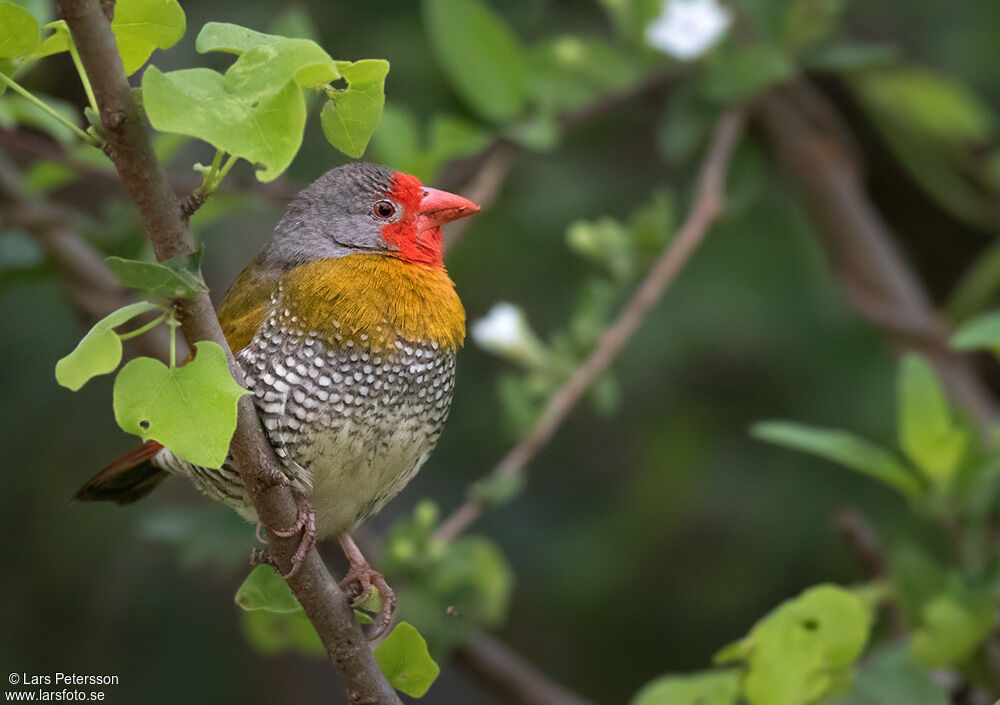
[75,440,169,504]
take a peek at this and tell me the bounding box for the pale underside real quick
[152,288,457,539]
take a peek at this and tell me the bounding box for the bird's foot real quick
[338,533,397,640]
[266,495,316,579]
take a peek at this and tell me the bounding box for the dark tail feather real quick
[75,441,169,504]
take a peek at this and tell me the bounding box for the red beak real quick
[416,187,480,232]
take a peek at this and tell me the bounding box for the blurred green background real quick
[2,0,1000,703]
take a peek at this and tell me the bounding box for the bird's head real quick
[260,162,479,270]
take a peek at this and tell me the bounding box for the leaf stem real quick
[65,31,99,113]
[216,153,238,183]
[117,313,167,341]
[166,315,180,368]
[0,72,101,146]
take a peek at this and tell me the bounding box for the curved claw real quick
[265,495,316,579]
[339,564,397,640]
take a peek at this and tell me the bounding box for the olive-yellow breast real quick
[77,162,478,541]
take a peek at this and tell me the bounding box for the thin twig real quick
[755,84,999,438]
[439,71,681,251]
[0,150,170,359]
[443,142,516,250]
[454,632,600,705]
[55,2,400,702]
[434,109,746,543]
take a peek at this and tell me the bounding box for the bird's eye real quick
[372,200,396,219]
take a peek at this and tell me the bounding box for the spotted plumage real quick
[77,163,479,544]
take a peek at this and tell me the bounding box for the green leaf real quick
[701,45,795,104]
[142,66,306,182]
[106,250,207,299]
[241,609,324,656]
[427,114,491,165]
[783,0,844,51]
[567,217,635,281]
[113,341,249,468]
[897,354,967,489]
[851,68,999,228]
[528,35,645,113]
[235,564,324,657]
[235,564,301,614]
[55,301,161,391]
[423,0,528,122]
[33,20,70,60]
[657,87,718,166]
[374,622,440,698]
[321,59,389,158]
[195,21,286,55]
[631,670,740,705]
[370,105,428,178]
[503,114,560,152]
[825,643,949,705]
[751,421,922,499]
[111,0,186,75]
[952,312,1000,352]
[802,43,897,73]
[433,536,513,626]
[196,22,338,92]
[0,1,40,59]
[910,591,995,668]
[740,585,872,705]
[855,68,996,144]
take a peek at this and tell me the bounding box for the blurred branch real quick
[440,71,681,250]
[755,83,999,438]
[454,632,599,705]
[55,1,400,702]
[0,150,170,359]
[833,507,887,579]
[0,127,300,205]
[434,108,747,543]
[443,141,516,249]
[833,507,904,635]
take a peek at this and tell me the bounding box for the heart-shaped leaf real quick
[55,301,161,391]
[113,340,249,468]
[143,66,306,182]
[423,0,527,122]
[111,0,186,75]
[0,1,40,60]
[374,622,440,697]
[321,59,389,158]
[196,22,339,94]
[235,564,302,614]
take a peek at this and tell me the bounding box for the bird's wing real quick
[217,255,280,354]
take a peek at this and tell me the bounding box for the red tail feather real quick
[75,441,168,504]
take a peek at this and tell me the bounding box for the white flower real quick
[471,302,547,367]
[646,0,732,61]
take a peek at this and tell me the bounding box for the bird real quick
[75,162,480,636]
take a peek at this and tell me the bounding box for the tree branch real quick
[454,632,599,705]
[755,84,999,437]
[55,1,400,701]
[434,109,747,543]
[0,149,171,359]
[439,70,681,251]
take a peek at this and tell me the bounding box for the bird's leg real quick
[338,532,397,640]
[264,493,316,579]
